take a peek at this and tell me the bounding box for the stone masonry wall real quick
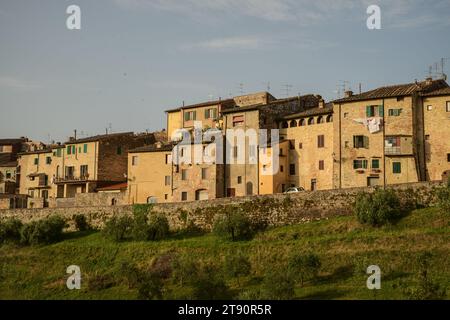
[0,181,442,232]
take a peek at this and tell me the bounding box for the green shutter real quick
[72,146,76,154]
[366,106,371,117]
[378,105,384,117]
[67,146,71,155]
[84,144,88,153]
[372,159,380,169]
[184,112,189,121]
[393,162,402,174]
[363,136,369,148]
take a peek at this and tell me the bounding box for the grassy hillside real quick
[0,207,448,300]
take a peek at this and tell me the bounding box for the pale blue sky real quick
[1,0,450,142]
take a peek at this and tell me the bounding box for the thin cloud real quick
[0,76,41,90]
[181,35,270,52]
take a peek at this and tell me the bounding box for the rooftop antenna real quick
[440,57,449,80]
[237,83,245,95]
[282,84,293,97]
[359,83,362,94]
[262,82,271,92]
[336,80,350,98]
[208,94,214,101]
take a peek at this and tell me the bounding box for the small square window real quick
[298,143,303,149]
[132,156,138,166]
[34,158,39,165]
[446,101,450,112]
[427,105,432,111]
[447,153,450,162]
[393,162,402,174]
[117,146,123,155]
[164,176,171,186]
[201,168,208,180]
[181,192,188,201]
[237,176,242,184]
[164,194,168,200]
[280,165,284,173]
[181,169,188,180]
[372,159,380,169]
[319,160,324,170]
[46,157,52,165]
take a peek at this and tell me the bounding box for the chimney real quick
[344,90,353,98]
[318,99,325,109]
[74,129,77,140]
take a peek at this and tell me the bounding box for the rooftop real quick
[281,104,334,120]
[165,98,235,113]
[0,138,26,145]
[65,132,135,144]
[129,143,175,153]
[333,79,449,103]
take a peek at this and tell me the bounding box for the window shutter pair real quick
[366,106,372,117]
[378,105,384,117]
[363,136,369,148]
[204,109,209,119]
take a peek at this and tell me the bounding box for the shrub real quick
[20,216,66,245]
[288,253,321,286]
[354,189,402,226]
[224,253,251,286]
[0,218,23,244]
[102,215,133,242]
[119,261,164,300]
[213,207,254,241]
[260,269,295,300]
[398,252,446,300]
[147,214,170,241]
[88,273,115,291]
[120,262,142,289]
[171,254,198,286]
[191,264,232,300]
[73,214,90,231]
[436,180,450,214]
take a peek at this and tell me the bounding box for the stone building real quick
[18,132,155,207]
[332,78,449,188]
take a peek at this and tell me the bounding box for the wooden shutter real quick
[363,136,369,148]
[378,105,384,117]
[184,112,189,121]
[204,109,209,119]
[366,106,371,117]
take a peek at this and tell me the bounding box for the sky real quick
[1,0,450,142]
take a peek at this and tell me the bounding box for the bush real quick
[88,273,115,291]
[0,218,23,244]
[102,215,133,242]
[147,214,170,241]
[224,253,251,286]
[288,253,321,286]
[171,254,198,286]
[119,261,164,299]
[354,189,402,226]
[73,214,90,231]
[260,269,296,300]
[436,180,450,214]
[398,252,446,300]
[213,207,254,241]
[191,264,232,300]
[20,216,66,245]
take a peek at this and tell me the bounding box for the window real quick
[83,144,88,153]
[132,156,138,166]
[298,143,303,149]
[353,159,368,169]
[366,105,383,117]
[318,135,325,148]
[319,160,324,170]
[72,146,76,154]
[184,111,197,121]
[289,141,295,150]
[5,171,11,179]
[67,146,72,155]
[233,145,238,158]
[232,115,244,127]
[205,108,217,119]
[299,119,305,126]
[425,135,430,141]
[79,147,81,153]
[317,116,324,124]
[326,115,333,123]
[393,162,402,174]
[56,149,62,157]
[181,192,188,201]
[117,146,122,155]
[279,148,283,156]
[34,158,39,165]
[353,135,369,148]
[290,120,297,128]
[165,154,171,164]
[447,101,450,112]
[280,165,284,173]
[201,168,207,180]
[308,117,314,125]
[447,153,450,162]
[165,176,171,186]
[46,157,52,165]
[388,109,402,116]
[344,112,349,118]
[385,136,401,147]
[372,159,380,169]
[80,165,88,178]
[289,164,296,175]
[237,176,242,184]
[249,145,256,158]
[181,169,188,180]
[165,194,168,200]
[427,105,432,111]
[397,97,404,102]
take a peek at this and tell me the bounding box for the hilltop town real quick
[1,77,450,210]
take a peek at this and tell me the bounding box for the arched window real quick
[147,196,158,204]
[299,119,305,126]
[326,115,333,123]
[289,120,297,128]
[111,198,117,206]
[308,117,315,125]
[281,121,289,129]
[317,116,324,124]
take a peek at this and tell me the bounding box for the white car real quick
[284,187,305,194]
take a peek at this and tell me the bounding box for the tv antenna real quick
[237,83,245,95]
[282,84,293,97]
[262,82,271,92]
[335,80,350,98]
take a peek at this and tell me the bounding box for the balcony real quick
[55,174,90,184]
[385,146,401,155]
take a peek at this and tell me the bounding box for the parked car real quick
[284,187,305,194]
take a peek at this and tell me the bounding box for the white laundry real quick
[352,117,382,133]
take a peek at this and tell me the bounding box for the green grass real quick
[0,207,449,300]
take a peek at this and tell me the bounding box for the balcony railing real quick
[385,146,401,155]
[55,174,90,183]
